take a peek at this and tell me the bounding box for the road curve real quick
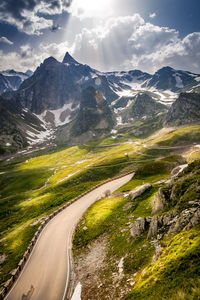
[6,173,133,300]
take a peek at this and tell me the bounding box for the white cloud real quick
[1,11,53,36]
[68,0,115,20]
[0,13,200,74]
[0,41,69,72]
[149,12,157,19]
[69,14,200,74]
[0,0,71,35]
[0,36,14,45]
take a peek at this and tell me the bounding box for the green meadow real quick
[0,124,200,290]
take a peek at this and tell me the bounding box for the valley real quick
[0,52,200,299]
[0,121,200,299]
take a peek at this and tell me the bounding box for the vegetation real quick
[0,123,200,295]
[73,156,200,299]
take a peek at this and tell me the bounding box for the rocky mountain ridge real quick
[0,52,200,154]
[0,69,32,95]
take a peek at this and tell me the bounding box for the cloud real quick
[0,41,69,72]
[0,13,200,74]
[0,36,13,45]
[68,0,114,20]
[50,24,61,32]
[0,0,72,35]
[149,12,157,19]
[69,14,200,74]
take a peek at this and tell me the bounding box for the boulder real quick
[151,188,166,214]
[123,202,132,211]
[129,184,152,200]
[183,208,200,231]
[130,217,147,237]
[147,216,163,239]
[151,240,162,263]
[168,208,198,234]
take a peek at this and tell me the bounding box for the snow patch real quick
[26,128,54,145]
[116,116,123,126]
[195,76,200,82]
[111,129,117,134]
[36,103,78,127]
[173,73,184,88]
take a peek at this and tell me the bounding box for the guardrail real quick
[0,171,133,299]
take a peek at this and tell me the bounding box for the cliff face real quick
[72,86,114,136]
[165,93,200,125]
[17,57,82,114]
[131,93,167,119]
[145,66,198,92]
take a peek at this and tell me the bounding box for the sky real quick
[0,0,200,74]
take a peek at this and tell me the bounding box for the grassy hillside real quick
[73,159,200,300]
[0,124,200,292]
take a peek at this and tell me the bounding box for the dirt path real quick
[5,173,133,300]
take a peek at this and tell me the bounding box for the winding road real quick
[5,173,133,300]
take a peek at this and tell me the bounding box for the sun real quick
[71,0,114,18]
[83,0,110,12]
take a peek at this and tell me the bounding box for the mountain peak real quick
[62,52,79,65]
[157,66,175,73]
[43,56,58,65]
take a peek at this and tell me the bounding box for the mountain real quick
[72,86,114,136]
[144,66,199,92]
[131,93,167,119]
[0,95,51,155]
[165,92,200,126]
[1,51,200,154]
[62,51,80,65]
[0,69,32,94]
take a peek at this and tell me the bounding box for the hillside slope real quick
[73,157,200,300]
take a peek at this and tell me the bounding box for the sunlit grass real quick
[1,123,200,288]
[126,228,200,300]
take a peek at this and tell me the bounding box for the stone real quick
[147,216,163,239]
[123,202,132,211]
[152,240,162,263]
[151,188,166,214]
[130,217,147,237]
[129,184,152,200]
[184,208,200,230]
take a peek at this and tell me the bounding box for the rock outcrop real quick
[144,66,198,92]
[151,188,166,214]
[128,184,152,200]
[130,217,148,237]
[165,92,200,126]
[130,160,200,239]
[131,93,167,119]
[71,86,114,136]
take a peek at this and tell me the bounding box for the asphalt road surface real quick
[6,173,133,300]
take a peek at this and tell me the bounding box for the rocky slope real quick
[165,92,200,125]
[131,93,167,119]
[72,86,114,136]
[144,66,199,92]
[0,96,49,155]
[0,52,200,154]
[55,86,114,144]
[73,157,200,300]
[0,70,31,95]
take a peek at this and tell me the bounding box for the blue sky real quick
[0,0,199,73]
